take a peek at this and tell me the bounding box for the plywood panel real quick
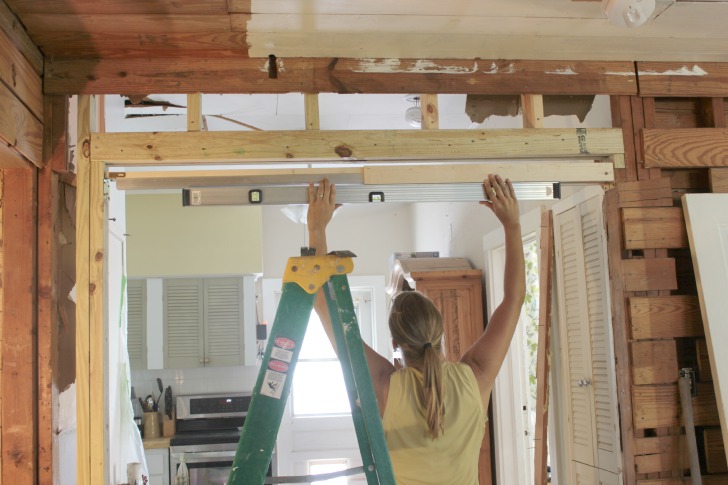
[631,340,678,385]
[622,207,688,250]
[633,383,720,429]
[629,295,703,339]
[621,258,677,292]
[642,128,728,168]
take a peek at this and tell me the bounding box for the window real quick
[265,282,376,417]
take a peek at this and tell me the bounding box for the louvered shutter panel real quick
[164,279,205,368]
[554,206,596,467]
[580,197,620,474]
[204,278,245,366]
[127,279,147,370]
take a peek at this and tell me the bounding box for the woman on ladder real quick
[308,174,525,485]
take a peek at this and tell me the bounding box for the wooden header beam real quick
[44,58,638,96]
[111,161,614,190]
[638,62,728,97]
[90,128,624,165]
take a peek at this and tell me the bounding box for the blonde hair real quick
[388,291,445,439]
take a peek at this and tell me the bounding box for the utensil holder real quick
[162,408,176,438]
[143,412,161,439]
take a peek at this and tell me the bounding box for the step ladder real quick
[228,250,396,485]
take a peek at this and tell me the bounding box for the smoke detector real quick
[602,0,655,28]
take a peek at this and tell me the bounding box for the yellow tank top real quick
[382,361,487,485]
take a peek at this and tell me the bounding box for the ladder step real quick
[264,466,366,484]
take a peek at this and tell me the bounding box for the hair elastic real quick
[423,342,432,350]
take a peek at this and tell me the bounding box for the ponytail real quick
[422,343,445,439]
[389,292,446,440]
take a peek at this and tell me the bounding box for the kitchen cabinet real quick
[145,448,170,485]
[389,257,492,485]
[164,276,256,368]
[552,192,621,483]
[128,275,256,370]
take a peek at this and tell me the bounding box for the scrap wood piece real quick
[533,209,553,485]
[617,177,673,207]
[642,128,728,168]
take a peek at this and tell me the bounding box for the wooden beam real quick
[420,94,438,130]
[633,382,720,429]
[0,81,43,168]
[37,95,63,484]
[621,258,678,292]
[704,427,728,474]
[634,436,688,475]
[111,161,614,190]
[44,58,638,96]
[0,26,43,120]
[1,168,38,484]
[617,177,673,208]
[604,189,637,485]
[637,62,728,97]
[533,210,553,485]
[700,98,726,128]
[631,340,678,385]
[75,95,92,485]
[521,95,544,129]
[0,1,43,75]
[642,128,728,168]
[630,296,704,340]
[304,93,319,130]
[187,93,202,132]
[709,168,728,193]
[5,0,231,14]
[622,207,689,250]
[90,128,624,165]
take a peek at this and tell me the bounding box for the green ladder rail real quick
[228,250,396,485]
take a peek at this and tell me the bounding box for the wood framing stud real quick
[521,94,544,129]
[187,93,202,131]
[304,94,320,130]
[420,94,439,130]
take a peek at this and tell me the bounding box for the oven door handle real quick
[175,450,237,462]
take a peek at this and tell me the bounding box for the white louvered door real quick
[127,279,147,369]
[164,278,205,368]
[554,205,596,467]
[553,188,621,483]
[204,278,245,366]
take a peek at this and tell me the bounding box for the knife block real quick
[162,408,176,438]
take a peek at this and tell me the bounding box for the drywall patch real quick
[483,62,515,74]
[353,58,478,74]
[546,67,578,75]
[638,65,708,76]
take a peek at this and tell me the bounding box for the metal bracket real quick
[680,368,697,398]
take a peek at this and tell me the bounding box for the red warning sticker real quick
[268,360,289,373]
[274,337,296,350]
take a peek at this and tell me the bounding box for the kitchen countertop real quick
[142,437,171,450]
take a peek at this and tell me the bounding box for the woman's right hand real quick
[480,174,520,228]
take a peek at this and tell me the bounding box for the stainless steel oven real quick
[169,393,275,484]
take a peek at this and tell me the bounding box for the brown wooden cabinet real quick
[390,257,492,485]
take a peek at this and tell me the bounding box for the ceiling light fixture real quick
[404,94,422,128]
[602,0,655,28]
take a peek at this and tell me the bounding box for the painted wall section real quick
[126,194,263,277]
